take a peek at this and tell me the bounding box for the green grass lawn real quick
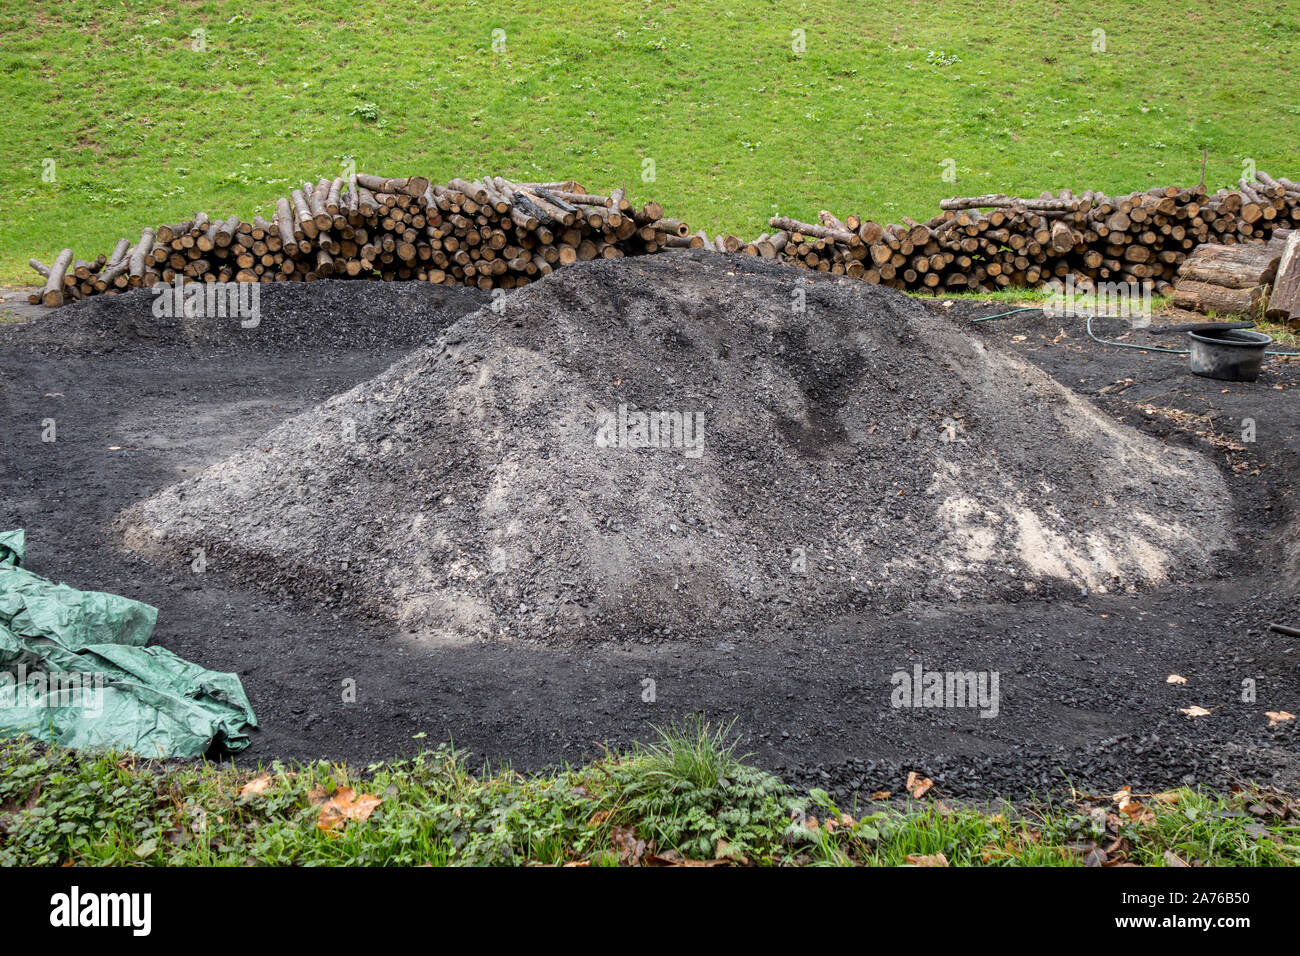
[2,0,1298,285]
[2,724,1296,866]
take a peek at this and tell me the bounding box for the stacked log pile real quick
[27,174,684,305]
[757,172,1300,300]
[28,169,1300,318]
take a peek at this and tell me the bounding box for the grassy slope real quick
[2,1,1298,285]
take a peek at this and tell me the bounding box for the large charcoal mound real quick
[118,253,1235,645]
[2,280,490,352]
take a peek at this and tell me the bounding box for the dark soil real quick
[1,264,1297,805]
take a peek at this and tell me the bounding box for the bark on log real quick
[128,229,156,286]
[940,194,1085,212]
[1175,242,1282,288]
[41,249,74,307]
[1170,280,1265,316]
[1265,231,1300,322]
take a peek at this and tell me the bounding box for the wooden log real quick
[291,190,318,238]
[769,217,857,245]
[940,194,1084,212]
[1170,280,1265,316]
[1175,242,1282,288]
[128,229,156,286]
[356,174,431,198]
[653,218,690,237]
[1265,231,1300,322]
[41,249,74,306]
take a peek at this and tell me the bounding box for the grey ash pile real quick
[119,252,1234,645]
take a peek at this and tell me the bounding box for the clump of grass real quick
[594,716,792,862]
[624,715,747,792]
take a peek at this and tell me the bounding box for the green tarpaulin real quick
[0,530,256,757]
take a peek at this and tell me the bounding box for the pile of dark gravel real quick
[1,280,491,352]
[118,252,1235,646]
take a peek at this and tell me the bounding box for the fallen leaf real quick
[1163,850,1190,867]
[715,838,749,865]
[1119,801,1155,824]
[905,853,949,867]
[306,784,329,806]
[316,786,383,833]
[1266,711,1296,726]
[870,790,892,801]
[1180,706,1212,718]
[237,773,272,803]
[1166,674,1187,684]
[906,772,934,799]
[611,825,647,866]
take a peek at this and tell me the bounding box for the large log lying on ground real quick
[1170,280,1267,316]
[1171,233,1288,316]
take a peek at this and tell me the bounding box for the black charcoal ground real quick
[2,260,1295,799]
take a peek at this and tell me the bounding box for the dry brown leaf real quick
[1166,674,1188,684]
[1119,800,1156,824]
[316,786,383,834]
[1266,711,1296,726]
[715,838,750,865]
[1163,849,1190,867]
[1180,705,1212,718]
[237,773,272,802]
[905,853,949,867]
[306,784,330,806]
[611,825,647,866]
[906,772,934,799]
[870,790,892,801]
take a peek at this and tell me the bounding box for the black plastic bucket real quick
[1186,328,1272,382]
